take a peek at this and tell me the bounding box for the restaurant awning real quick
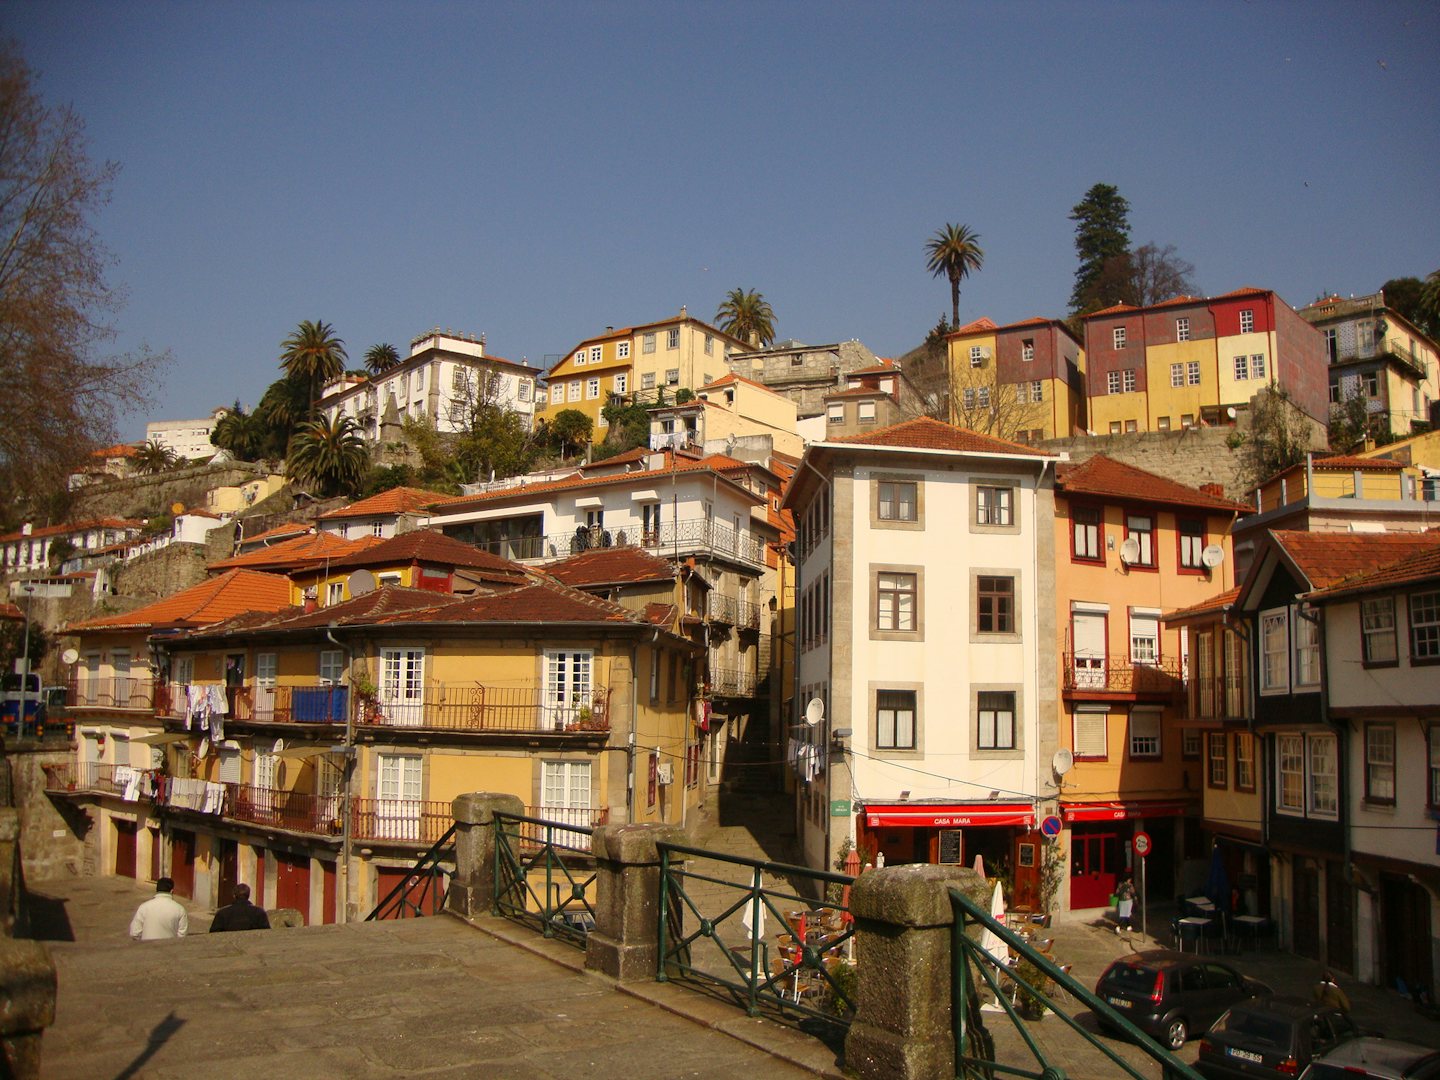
[132,732,194,746]
[1062,800,1192,823]
[863,804,1035,829]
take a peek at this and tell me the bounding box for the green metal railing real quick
[656,841,856,1030]
[364,824,456,921]
[949,886,1203,1080]
[492,811,598,948]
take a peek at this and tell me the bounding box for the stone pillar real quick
[586,823,684,982]
[0,938,57,1080]
[844,864,991,1080]
[448,792,523,919]
[0,809,20,937]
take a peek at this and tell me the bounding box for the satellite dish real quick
[1226,407,1238,420]
[1052,748,1074,777]
[1119,537,1141,565]
[1201,545,1226,569]
[170,502,185,515]
[347,569,376,597]
[272,739,285,754]
[61,647,79,665]
[804,698,825,727]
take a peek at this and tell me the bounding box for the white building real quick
[781,416,1059,877]
[322,330,538,440]
[1,519,146,577]
[146,408,228,461]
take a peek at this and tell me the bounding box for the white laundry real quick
[207,684,228,717]
[202,782,225,815]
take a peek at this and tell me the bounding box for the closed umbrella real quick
[973,853,986,879]
[979,880,1009,1013]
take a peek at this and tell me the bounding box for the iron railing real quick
[949,885,1202,1079]
[493,810,601,949]
[709,593,739,624]
[354,685,611,734]
[709,667,758,698]
[655,841,856,1031]
[227,784,343,834]
[351,798,453,845]
[42,761,124,795]
[1063,655,1184,695]
[365,824,457,921]
[66,677,156,710]
[737,598,763,631]
[466,518,767,570]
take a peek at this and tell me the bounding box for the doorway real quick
[1293,860,1321,960]
[114,821,138,879]
[1324,860,1353,973]
[1070,826,1123,908]
[1381,873,1433,994]
[216,839,239,908]
[275,852,310,924]
[170,830,195,898]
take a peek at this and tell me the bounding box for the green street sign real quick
[830,799,851,817]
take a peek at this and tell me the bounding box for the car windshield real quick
[1219,1010,1291,1047]
[1104,963,1160,992]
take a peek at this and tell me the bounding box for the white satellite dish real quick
[804,698,825,727]
[347,569,376,597]
[1052,748,1074,777]
[1201,544,1226,569]
[272,738,285,754]
[61,647,79,665]
[1119,537,1141,565]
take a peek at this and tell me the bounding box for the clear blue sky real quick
[7,1,1439,441]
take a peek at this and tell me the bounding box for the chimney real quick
[680,305,687,320]
[1200,483,1225,497]
[21,523,32,536]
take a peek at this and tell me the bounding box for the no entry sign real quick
[1132,831,1152,858]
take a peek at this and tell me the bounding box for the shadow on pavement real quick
[113,1011,184,1080]
[21,887,74,941]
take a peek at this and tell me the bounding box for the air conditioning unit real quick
[656,763,674,785]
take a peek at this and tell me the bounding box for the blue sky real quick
[8,1,1439,440]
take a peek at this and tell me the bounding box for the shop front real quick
[1062,800,1191,910]
[857,802,1039,906]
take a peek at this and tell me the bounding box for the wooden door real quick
[148,828,162,881]
[252,846,266,908]
[1070,829,1119,908]
[216,839,239,908]
[1012,833,1040,909]
[170,830,195,898]
[114,821,138,879]
[1293,861,1321,960]
[275,852,310,924]
[1382,873,1434,994]
[1324,860,1354,973]
[321,860,336,925]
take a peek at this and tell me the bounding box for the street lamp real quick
[19,583,36,720]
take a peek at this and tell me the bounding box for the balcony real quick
[515,804,610,852]
[468,518,767,571]
[1189,674,1250,721]
[1062,654,1184,697]
[709,666,758,699]
[67,677,156,711]
[736,598,762,631]
[159,683,349,725]
[356,684,611,735]
[708,593,738,624]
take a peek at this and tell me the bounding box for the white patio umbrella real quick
[979,879,1009,1012]
[973,853,986,878]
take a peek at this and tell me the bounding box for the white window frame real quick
[1362,596,1397,664]
[586,378,600,400]
[1031,380,1043,402]
[1123,369,1136,393]
[255,653,277,688]
[1176,317,1190,342]
[1233,355,1249,380]
[1251,353,1267,379]
[543,649,594,730]
[1022,340,1034,362]
[666,328,679,349]
[1113,327,1127,350]
[827,404,845,425]
[1239,309,1254,334]
[573,350,585,365]
[1107,370,1121,395]
[1128,709,1161,759]
[970,345,984,367]
[1129,609,1159,666]
[665,368,679,386]
[857,400,876,424]
[1411,590,1440,661]
[1260,608,1290,694]
[379,647,426,726]
[589,345,602,363]
[613,373,628,394]
[617,341,630,359]
[326,581,344,606]
[1171,363,1184,388]
[567,381,581,402]
[1277,734,1304,813]
[641,372,656,390]
[1308,734,1338,818]
[1293,608,1320,688]
[319,649,344,685]
[643,333,656,354]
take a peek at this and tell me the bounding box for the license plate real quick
[1106,996,1131,1008]
[1227,1048,1263,1063]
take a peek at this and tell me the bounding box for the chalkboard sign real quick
[939,828,963,864]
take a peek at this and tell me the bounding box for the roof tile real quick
[832,416,1047,457]
[545,546,679,588]
[317,487,448,520]
[68,569,292,632]
[1308,537,1440,600]
[321,529,529,578]
[208,531,379,571]
[1056,455,1250,512]
[1271,531,1440,589]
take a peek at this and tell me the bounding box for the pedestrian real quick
[209,883,270,932]
[1313,970,1351,1013]
[130,877,188,941]
[1115,874,1137,934]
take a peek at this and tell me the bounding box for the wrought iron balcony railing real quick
[708,593,738,624]
[465,517,767,570]
[736,598,763,631]
[1062,654,1185,695]
[354,685,611,734]
[709,666,758,698]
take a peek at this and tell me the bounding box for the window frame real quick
[1128,709,1162,760]
[1239,309,1254,334]
[975,574,1015,635]
[1182,728,1202,761]
[586,377,600,399]
[1307,733,1338,819]
[1428,723,1440,810]
[666,328,679,349]
[1233,355,1250,381]
[875,688,918,751]
[873,567,921,638]
[617,340,630,359]
[1260,607,1290,694]
[1364,722,1396,806]
[1124,513,1155,569]
[1123,369,1137,393]
[975,484,1015,530]
[969,345,984,368]
[1409,590,1440,665]
[1234,732,1256,792]
[1072,708,1108,761]
[1207,731,1228,788]
[1187,360,1201,386]
[875,478,920,527]
[643,333,656,354]
[1293,607,1321,688]
[1176,317,1190,342]
[1021,339,1035,362]
[857,400,877,424]
[1177,518,1205,573]
[1071,505,1102,563]
[1107,370,1121,395]
[976,690,1018,752]
[1361,596,1398,667]
[1171,363,1185,388]
[1113,326,1127,350]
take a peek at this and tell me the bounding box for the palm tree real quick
[211,401,266,461]
[715,288,776,347]
[363,342,400,376]
[134,440,178,474]
[279,319,347,416]
[925,223,985,328]
[287,414,369,496]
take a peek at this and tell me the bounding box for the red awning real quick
[863,804,1035,829]
[1062,801,1192,823]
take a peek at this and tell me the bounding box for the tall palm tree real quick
[925,223,985,328]
[363,342,400,376]
[715,288,776,348]
[211,400,265,461]
[287,414,368,496]
[134,439,178,474]
[279,319,347,416]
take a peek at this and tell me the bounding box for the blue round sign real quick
[1040,814,1063,838]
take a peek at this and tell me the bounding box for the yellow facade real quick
[1142,339,1221,431]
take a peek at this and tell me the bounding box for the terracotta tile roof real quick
[317,487,448,520]
[68,569,292,633]
[91,443,139,458]
[321,529,529,578]
[545,546,678,588]
[584,447,649,469]
[1214,286,1270,300]
[643,602,678,626]
[1311,455,1407,471]
[1307,537,1440,602]
[1270,531,1440,590]
[1082,303,1140,319]
[700,372,774,392]
[208,531,379,571]
[0,601,23,621]
[997,316,1051,329]
[395,576,653,628]
[238,522,313,546]
[0,518,145,544]
[950,317,999,336]
[1056,455,1250,512]
[183,586,461,639]
[846,360,902,375]
[1147,294,1206,310]
[824,387,892,400]
[832,416,1047,457]
[1162,587,1241,624]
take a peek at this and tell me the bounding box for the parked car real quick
[1196,996,1367,1079]
[1095,950,1271,1051]
[1302,1038,1440,1080]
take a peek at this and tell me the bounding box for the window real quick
[1410,590,1440,661]
[543,650,593,728]
[1129,710,1161,758]
[1123,369,1136,393]
[1178,519,1204,570]
[1260,609,1289,692]
[977,691,1016,750]
[1429,725,1440,808]
[1125,514,1154,567]
[371,520,384,538]
[617,341,630,359]
[1176,317,1190,342]
[665,368,679,386]
[641,372,656,390]
[453,367,470,392]
[518,380,531,401]
[1109,421,1121,434]
[876,690,916,750]
[977,486,1013,526]
[963,388,977,410]
[1125,419,1138,433]
[877,572,917,632]
[1239,309,1254,334]
[589,345,602,363]
[1309,735,1337,817]
[380,648,425,723]
[1016,383,1028,403]
[858,401,876,424]
[1022,339,1034,361]
[1072,507,1101,561]
[1234,355,1250,380]
[585,377,600,399]
[878,481,917,522]
[1294,610,1320,687]
[1361,597,1397,665]
[573,350,585,365]
[255,653,277,688]
[1251,354,1266,379]
[977,576,1014,634]
[1113,327,1127,350]
[643,333,656,354]
[1182,413,1194,428]
[319,649,344,685]
[1182,729,1202,760]
[667,328,679,349]
[704,335,713,355]
[977,386,991,409]
[542,759,592,818]
[1073,711,1107,759]
[828,404,845,425]
[567,381,581,402]
[1171,363,1185,388]
[1324,327,1338,363]
[1364,723,1395,805]
[608,373,626,395]
[1107,371,1122,395]
[970,345,984,367]
[1234,733,1255,791]
[1362,371,1379,397]
[326,581,344,606]
[1187,361,1200,385]
[1208,732,1228,788]
[1129,610,1159,665]
[1277,734,1304,811]
[1357,320,1375,354]
[1031,380,1043,402]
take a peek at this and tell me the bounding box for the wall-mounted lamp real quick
[832,728,853,740]
[898,790,911,801]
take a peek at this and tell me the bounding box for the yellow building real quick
[1053,455,1248,911]
[539,310,750,435]
[945,317,1086,443]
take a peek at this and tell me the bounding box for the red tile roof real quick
[1162,587,1241,624]
[68,569,292,633]
[846,360,902,375]
[91,443,139,458]
[320,529,529,579]
[1056,455,1250,513]
[1214,287,1270,300]
[699,372,775,392]
[0,601,23,621]
[1307,537,1440,602]
[824,387,892,400]
[238,522,313,546]
[208,531,379,571]
[832,416,1047,457]
[1270,531,1440,590]
[545,546,678,588]
[0,518,145,544]
[1082,303,1140,319]
[1147,294,1206,310]
[183,586,460,638]
[317,487,448,520]
[1311,455,1407,471]
[997,316,1052,329]
[950,317,999,336]
[643,602,678,626]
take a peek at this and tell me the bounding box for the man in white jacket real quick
[130,877,188,940]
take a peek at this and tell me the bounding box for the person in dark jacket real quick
[209,883,270,932]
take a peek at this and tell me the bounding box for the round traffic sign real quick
[1132,831,1152,858]
[1040,814,1063,838]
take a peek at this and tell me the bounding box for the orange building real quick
[1052,455,1249,911]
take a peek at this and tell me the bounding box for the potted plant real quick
[352,674,381,722]
[1013,956,1049,1020]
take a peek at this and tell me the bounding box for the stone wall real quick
[4,747,88,881]
[69,462,269,521]
[109,541,213,603]
[1040,427,1249,496]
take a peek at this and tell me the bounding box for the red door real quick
[1012,832,1040,909]
[1070,829,1120,908]
[216,839,239,908]
[321,860,337,925]
[114,821,138,879]
[149,828,162,881]
[275,852,310,924]
[252,845,266,908]
[170,830,196,898]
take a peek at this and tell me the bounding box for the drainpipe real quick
[326,625,355,923]
[799,455,830,866]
